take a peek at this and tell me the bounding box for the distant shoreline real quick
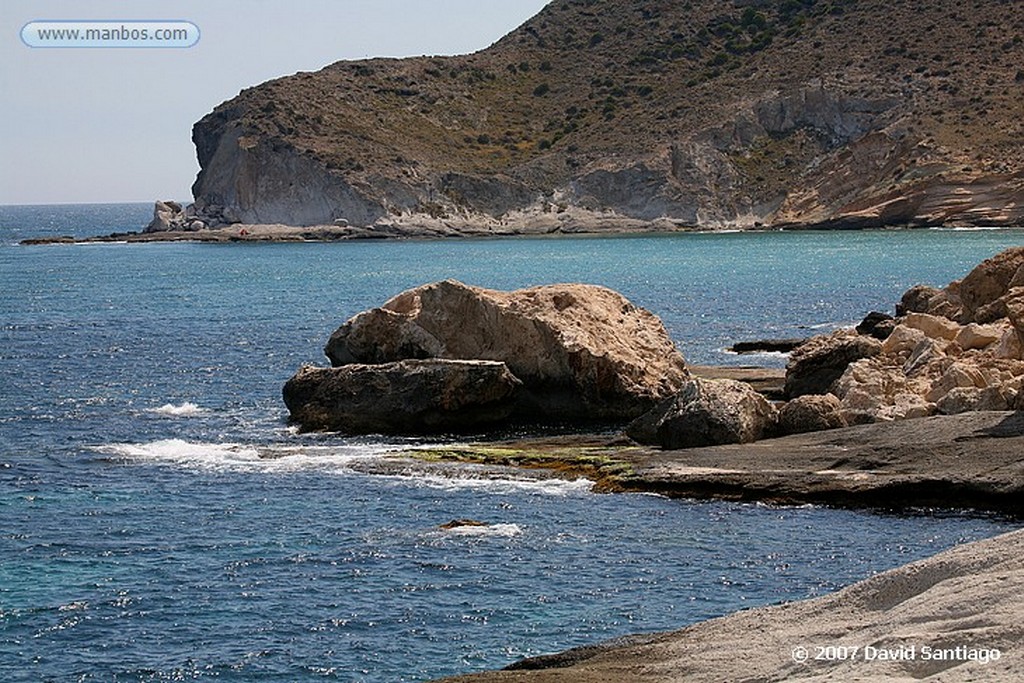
[17,221,1024,246]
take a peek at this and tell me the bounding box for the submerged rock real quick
[438,519,488,530]
[628,377,777,450]
[324,279,688,421]
[282,359,521,434]
[728,338,806,354]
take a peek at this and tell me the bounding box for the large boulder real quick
[282,359,522,434]
[834,356,936,423]
[959,247,1024,322]
[784,330,882,399]
[145,200,186,233]
[324,280,688,420]
[628,378,778,449]
[1005,287,1024,351]
[777,394,847,435]
[896,284,943,316]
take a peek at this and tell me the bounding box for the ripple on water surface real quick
[1,438,1017,682]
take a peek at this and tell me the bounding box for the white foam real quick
[93,439,387,473]
[935,226,1008,232]
[441,523,523,538]
[149,402,206,417]
[385,472,594,496]
[93,440,595,492]
[720,348,788,359]
[96,439,260,469]
[806,321,857,330]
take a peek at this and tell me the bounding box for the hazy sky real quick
[1,1,550,205]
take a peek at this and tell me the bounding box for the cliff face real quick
[187,0,1024,232]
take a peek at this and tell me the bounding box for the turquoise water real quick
[1,204,1022,681]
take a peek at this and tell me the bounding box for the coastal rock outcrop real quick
[324,280,688,421]
[959,247,1024,322]
[146,201,184,232]
[783,330,882,399]
[896,248,1024,325]
[145,200,207,233]
[627,378,777,449]
[777,393,847,435]
[285,281,688,433]
[785,248,1024,425]
[282,360,521,433]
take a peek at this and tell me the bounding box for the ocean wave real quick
[804,320,857,330]
[439,523,523,538]
[720,348,788,359]
[382,471,594,497]
[92,439,386,473]
[148,402,206,417]
[91,440,595,494]
[95,439,261,468]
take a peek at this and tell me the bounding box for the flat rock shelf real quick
[370,410,1024,515]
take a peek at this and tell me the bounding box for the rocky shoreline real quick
[283,251,1024,516]
[16,219,1022,246]
[21,200,1024,247]
[387,401,1024,683]
[434,527,1024,682]
[359,408,1024,516]
[274,247,1024,682]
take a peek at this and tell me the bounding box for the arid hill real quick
[182,0,1024,234]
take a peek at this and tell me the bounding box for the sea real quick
[1,203,1022,682]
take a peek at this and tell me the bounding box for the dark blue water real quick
[1,204,1021,682]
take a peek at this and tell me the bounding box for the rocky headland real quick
[175,0,1024,235]
[24,0,1024,245]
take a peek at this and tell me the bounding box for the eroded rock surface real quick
[282,360,521,434]
[784,330,882,399]
[324,280,688,421]
[787,248,1024,425]
[628,377,777,449]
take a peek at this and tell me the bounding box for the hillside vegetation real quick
[188,0,1024,232]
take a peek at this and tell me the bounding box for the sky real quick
[0,1,550,205]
